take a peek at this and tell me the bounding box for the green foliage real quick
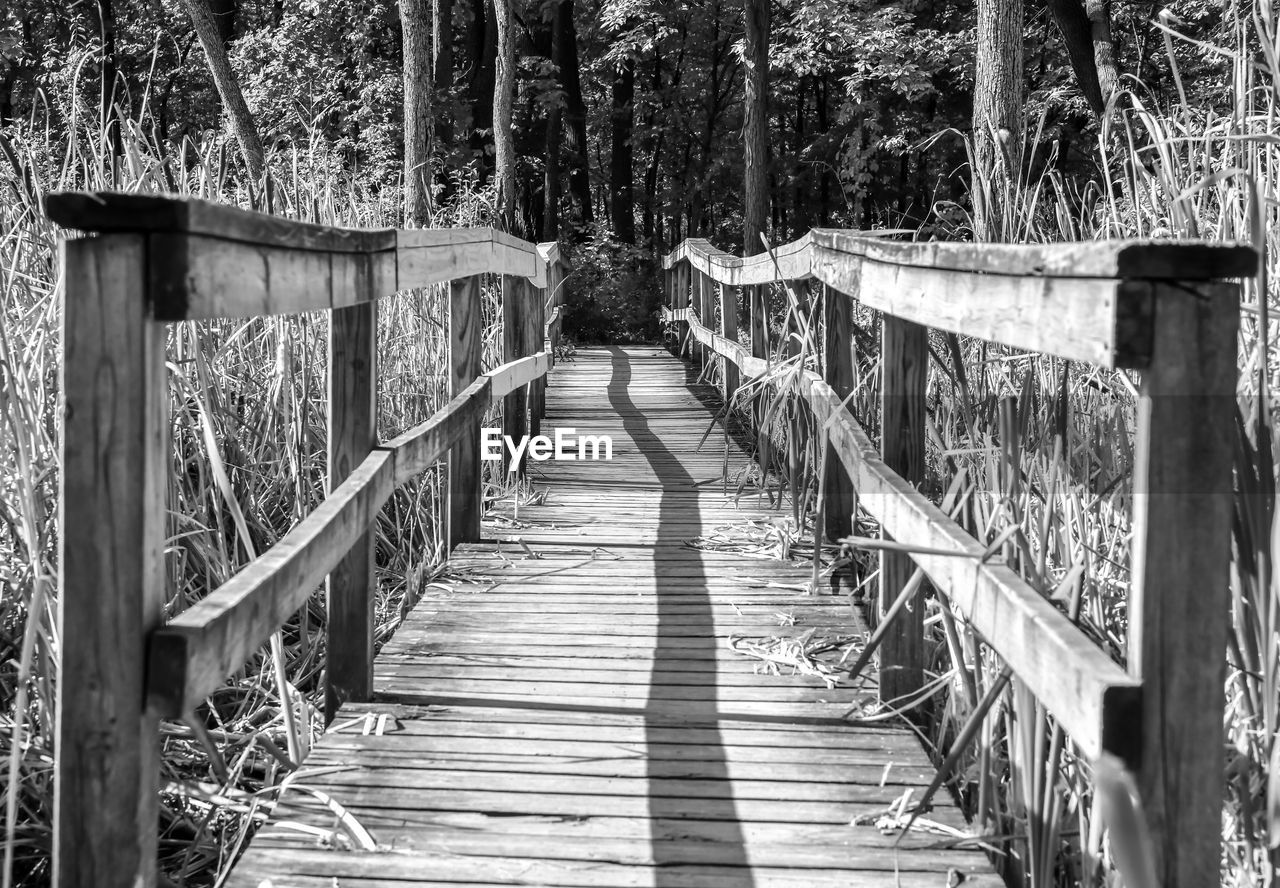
[562,233,662,342]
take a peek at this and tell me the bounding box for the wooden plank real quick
[396,227,543,288]
[811,228,1256,280]
[525,278,546,436]
[486,352,549,400]
[1128,281,1239,888]
[384,379,491,485]
[147,450,396,717]
[325,300,377,719]
[877,316,927,705]
[501,274,527,474]
[797,370,1141,761]
[718,279,739,401]
[821,283,855,541]
[228,847,1002,888]
[146,231,396,320]
[45,191,396,252]
[448,275,484,549]
[56,235,165,888]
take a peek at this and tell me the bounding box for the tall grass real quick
[0,79,511,884]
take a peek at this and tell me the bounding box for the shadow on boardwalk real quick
[605,346,755,885]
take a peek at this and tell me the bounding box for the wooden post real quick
[696,270,713,367]
[787,280,811,455]
[1129,281,1238,888]
[719,280,739,403]
[502,275,527,474]
[675,261,690,356]
[448,275,484,548]
[821,283,855,541]
[878,315,928,705]
[325,298,377,720]
[526,277,545,438]
[57,235,165,888]
[749,284,767,362]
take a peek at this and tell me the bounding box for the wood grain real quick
[878,316,927,705]
[57,235,165,888]
[1128,281,1239,888]
[397,227,544,288]
[147,450,396,717]
[325,300,377,719]
[501,275,527,474]
[226,348,997,888]
[718,279,739,401]
[447,276,484,549]
[821,284,856,541]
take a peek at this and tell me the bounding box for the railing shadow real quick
[604,346,754,884]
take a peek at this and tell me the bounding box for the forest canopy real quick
[0,0,1237,254]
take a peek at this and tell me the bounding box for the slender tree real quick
[741,0,769,256]
[433,0,455,158]
[554,0,593,225]
[610,54,635,243]
[179,0,264,182]
[973,0,1024,187]
[401,0,434,225]
[1047,0,1119,117]
[492,0,516,228]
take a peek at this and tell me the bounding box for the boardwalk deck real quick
[229,347,999,888]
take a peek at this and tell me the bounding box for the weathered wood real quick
[719,280,739,401]
[502,275,527,474]
[797,369,1141,763]
[526,278,546,436]
[1128,281,1239,888]
[662,233,816,285]
[147,451,396,717]
[227,348,998,888]
[325,301,378,720]
[385,379,491,485]
[46,191,396,252]
[487,352,549,400]
[877,316,928,705]
[821,284,856,541]
[810,228,1256,281]
[147,231,397,320]
[56,235,165,888]
[397,227,545,288]
[448,276,484,549]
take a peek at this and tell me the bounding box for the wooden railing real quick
[661,230,1255,888]
[47,192,570,888]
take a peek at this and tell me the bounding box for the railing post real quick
[325,297,377,719]
[1129,280,1238,888]
[448,275,484,548]
[57,234,165,888]
[878,315,928,705]
[526,277,545,437]
[821,283,855,541]
[749,283,767,365]
[502,274,527,474]
[698,270,714,367]
[719,279,739,403]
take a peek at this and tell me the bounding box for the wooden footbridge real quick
[49,193,1254,888]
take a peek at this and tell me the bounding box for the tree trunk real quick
[741,0,769,256]
[492,0,516,229]
[1047,0,1118,117]
[543,18,564,241]
[465,0,497,182]
[610,55,635,243]
[555,0,593,226]
[433,0,455,155]
[401,0,434,226]
[180,0,265,182]
[208,0,237,46]
[973,0,1023,238]
[95,0,121,173]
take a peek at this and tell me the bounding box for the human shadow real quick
[604,346,755,885]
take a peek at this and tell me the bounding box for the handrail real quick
[49,192,570,887]
[660,229,1253,887]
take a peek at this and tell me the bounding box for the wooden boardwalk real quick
[230,347,998,887]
